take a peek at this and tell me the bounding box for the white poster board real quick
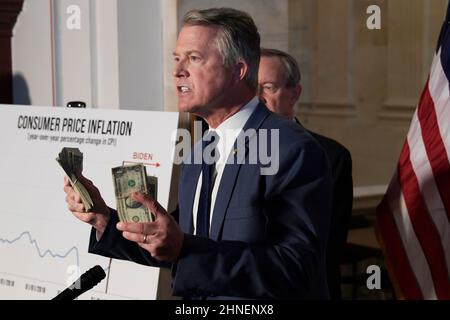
[0,104,179,300]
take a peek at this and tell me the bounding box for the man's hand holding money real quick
[64,174,111,238]
[116,192,184,262]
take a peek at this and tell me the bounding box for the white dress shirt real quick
[192,96,259,234]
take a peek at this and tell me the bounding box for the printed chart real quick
[0,105,179,299]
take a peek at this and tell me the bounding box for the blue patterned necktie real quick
[196,132,219,237]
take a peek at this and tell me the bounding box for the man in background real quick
[258,48,353,299]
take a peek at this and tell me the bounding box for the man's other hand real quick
[63,175,111,237]
[116,192,184,262]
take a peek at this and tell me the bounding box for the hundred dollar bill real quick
[112,164,155,223]
[56,147,93,212]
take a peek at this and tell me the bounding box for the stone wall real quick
[175,0,448,188]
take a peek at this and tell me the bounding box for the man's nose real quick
[260,96,267,104]
[173,60,189,78]
[257,87,267,103]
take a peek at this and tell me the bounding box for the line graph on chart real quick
[0,225,155,300]
[0,231,81,267]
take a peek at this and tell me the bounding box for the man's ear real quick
[290,84,302,105]
[233,60,248,83]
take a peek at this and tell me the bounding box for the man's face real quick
[173,25,233,115]
[258,56,300,118]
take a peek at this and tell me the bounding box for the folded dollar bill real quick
[56,147,93,212]
[112,163,157,223]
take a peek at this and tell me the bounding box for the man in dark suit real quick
[258,48,353,299]
[64,8,332,299]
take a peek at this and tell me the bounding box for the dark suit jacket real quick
[296,118,353,300]
[89,104,333,299]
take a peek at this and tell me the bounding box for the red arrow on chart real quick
[123,161,161,167]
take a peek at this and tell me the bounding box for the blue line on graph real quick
[0,231,80,268]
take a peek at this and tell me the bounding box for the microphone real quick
[52,265,106,300]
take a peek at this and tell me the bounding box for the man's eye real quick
[189,55,200,62]
[174,56,180,62]
[263,85,277,94]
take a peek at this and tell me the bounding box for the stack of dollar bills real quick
[56,147,93,212]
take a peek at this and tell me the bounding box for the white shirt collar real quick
[206,96,259,165]
[213,96,259,133]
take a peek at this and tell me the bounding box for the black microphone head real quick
[80,265,106,290]
[52,265,106,300]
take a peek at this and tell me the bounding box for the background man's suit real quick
[296,118,353,299]
[89,104,333,299]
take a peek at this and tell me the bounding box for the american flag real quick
[376,3,450,299]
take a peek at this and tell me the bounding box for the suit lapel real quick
[209,102,271,240]
[209,151,242,240]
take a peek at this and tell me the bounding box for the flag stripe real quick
[387,171,437,298]
[406,109,450,276]
[398,143,450,299]
[377,192,423,299]
[417,80,450,224]
[429,53,450,181]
